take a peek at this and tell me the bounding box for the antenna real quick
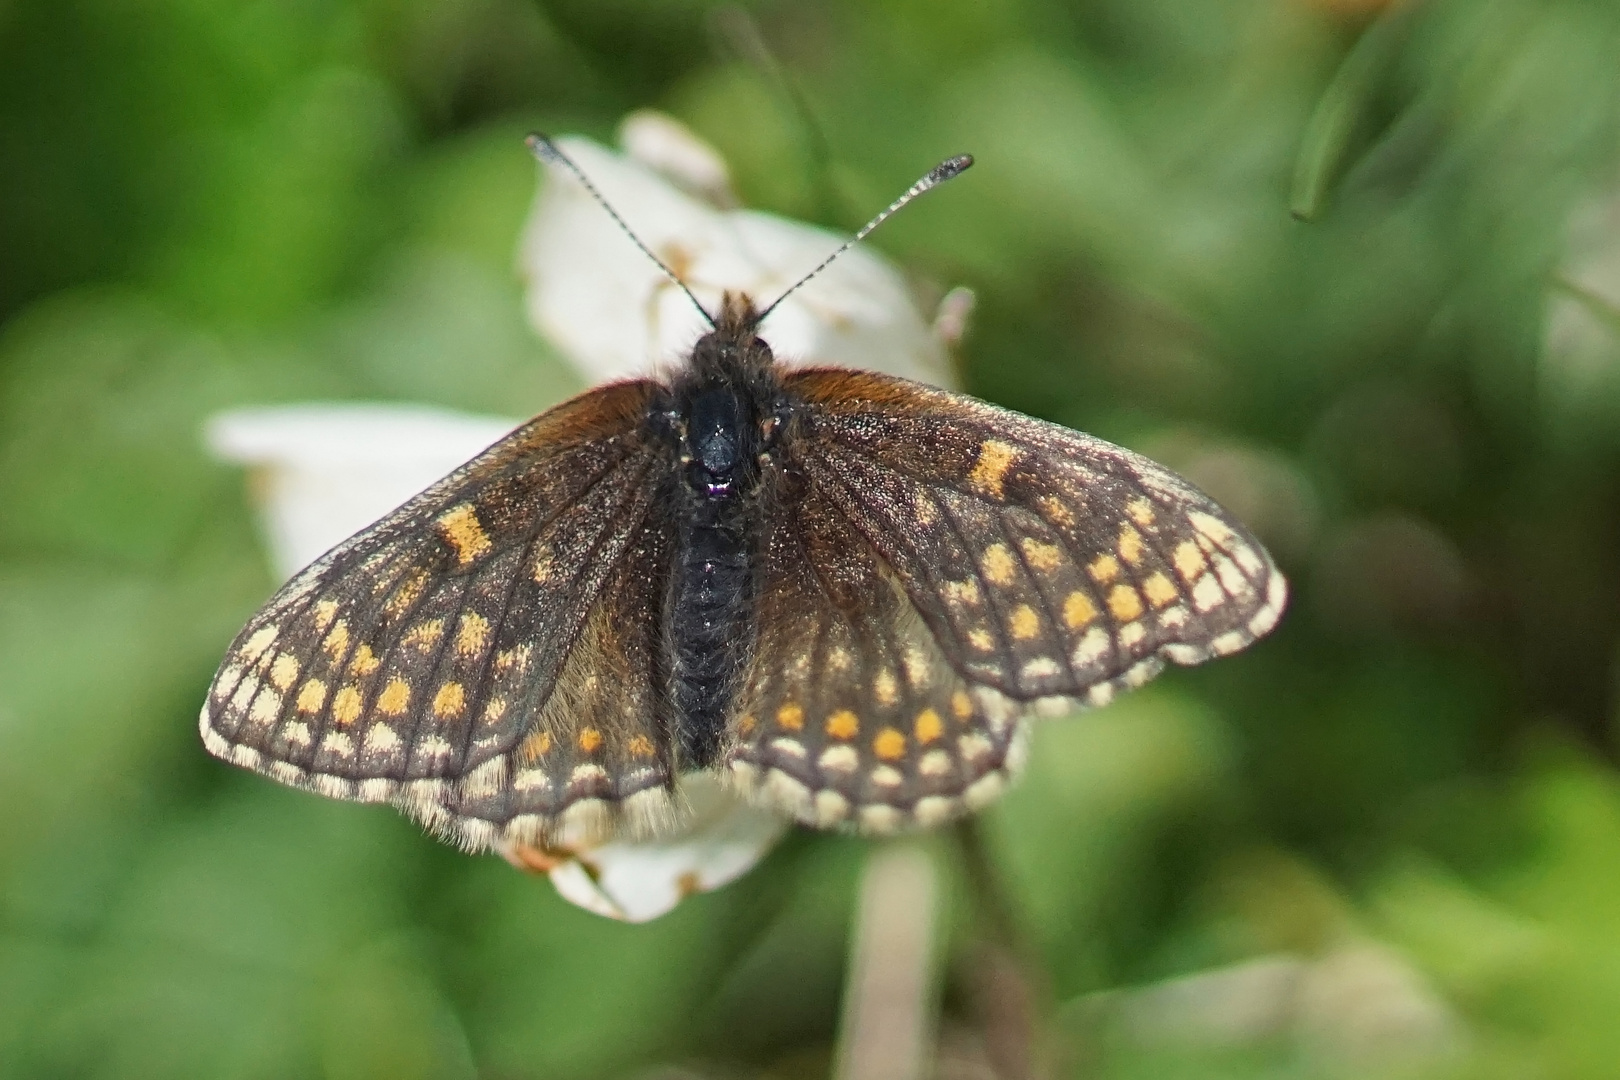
[755,154,974,324]
[526,132,717,329]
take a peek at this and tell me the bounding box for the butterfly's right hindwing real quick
[201,379,678,848]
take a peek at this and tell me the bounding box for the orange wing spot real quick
[437,503,492,566]
[349,643,380,676]
[1127,498,1156,526]
[1038,494,1075,527]
[296,679,327,714]
[967,439,1019,498]
[944,579,982,606]
[1064,590,1098,628]
[312,599,339,631]
[377,678,410,716]
[385,571,429,616]
[482,697,507,725]
[1020,537,1064,571]
[1173,541,1207,581]
[1108,584,1144,622]
[578,728,603,753]
[737,714,758,736]
[826,709,860,740]
[494,645,532,673]
[402,619,445,651]
[332,685,363,725]
[981,543,1017,585]
[914,707,944,744]
[951,690,974,719]
[914,490,939,524]
[321,620,349,659]
[269,653,300,691]
[531,544,555,583]
[1117,526,1144,566]
[1088,553,1121,584]
[628,734,657,758]
[432,682,465,719]
[521,730,552,760]
[873,727,907,761]
[455,612,490,657]
[1143,572,1180,608]
[968,628,995,652]
[776,703,805,730]
[1008,604,1041,640]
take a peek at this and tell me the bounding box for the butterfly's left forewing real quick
[202,380,679,848]
[724,368,1286,830]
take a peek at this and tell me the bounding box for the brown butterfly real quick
[200,138,1286,848]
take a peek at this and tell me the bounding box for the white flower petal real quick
[618,109,737,207]
[206,403,517,578]
[519,129,955,387]
[505,774,788,923]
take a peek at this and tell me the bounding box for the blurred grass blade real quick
[1291,7,1416,222]
[1553,275,1620,338]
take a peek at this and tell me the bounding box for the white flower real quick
[206,404,517,577]
[519,114,962,387]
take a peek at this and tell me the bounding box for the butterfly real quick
[200,138,1286,848]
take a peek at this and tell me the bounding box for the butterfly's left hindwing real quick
[201,380,679,849]
[725,478,1029,833]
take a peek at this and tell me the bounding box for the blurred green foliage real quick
[4,0,1620,1076]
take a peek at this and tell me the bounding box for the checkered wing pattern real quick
[200,381,679,849]
[728,369,1286,831]
[726,478,1031,833]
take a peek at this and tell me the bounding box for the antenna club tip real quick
[525,132,561,161]
[930,155,974,183]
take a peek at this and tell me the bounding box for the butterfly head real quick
[661,292,795,501]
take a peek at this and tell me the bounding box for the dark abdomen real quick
[666,500,756,769]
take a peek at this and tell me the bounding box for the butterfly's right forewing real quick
[201,379,678,848]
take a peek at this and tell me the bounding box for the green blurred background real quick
[6,0,1620,1076]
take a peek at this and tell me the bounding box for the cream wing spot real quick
[269,653,300,692]
[241,626,278,662]
[365,723,402,753]
[1192,573,1225,612]
[248,688,281,727]
[819,745,859,773]
[1073,626,1111,666]
[312,601,339,632]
